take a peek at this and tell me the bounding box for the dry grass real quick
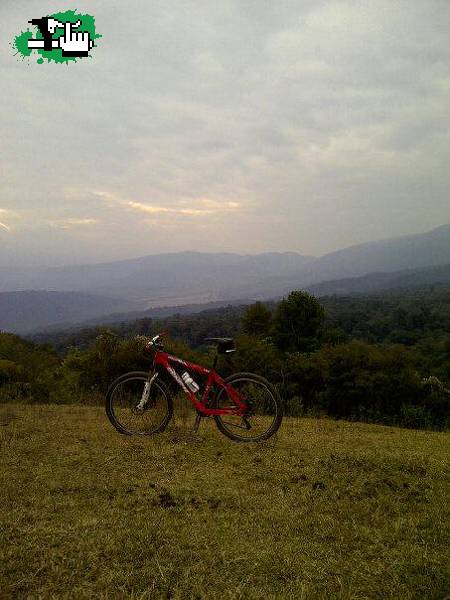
[1,402,449,599]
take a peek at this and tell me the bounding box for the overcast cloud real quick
[1,0,449,267]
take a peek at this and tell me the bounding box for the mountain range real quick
[1,223,449,334]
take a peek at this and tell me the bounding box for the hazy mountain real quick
[2,224,447,303]
[302,223,450,284]
[1,224,449,333]
[0,252,316,303]
[307,263,450,296]
[0,291,137,334]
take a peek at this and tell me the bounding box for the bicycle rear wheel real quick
[213,372,283,442]
[105,371,173,435]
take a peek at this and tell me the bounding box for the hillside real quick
[20,263,450,339]
[26,284,450,361]
[301,223,450,284]
[0,291,137,334]
[1,404,448,598]
[308,263,450,296]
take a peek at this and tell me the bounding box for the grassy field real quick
[0,403,449,599]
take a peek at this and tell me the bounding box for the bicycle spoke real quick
[214,375,282,441]
[110,377,170,435]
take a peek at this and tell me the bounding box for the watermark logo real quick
[12,10,101,64]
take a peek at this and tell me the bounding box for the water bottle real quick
[181,371,200,393]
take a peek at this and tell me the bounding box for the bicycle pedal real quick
[242,416,252,430]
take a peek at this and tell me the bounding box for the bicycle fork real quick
[136,372,158,410]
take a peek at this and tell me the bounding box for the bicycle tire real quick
[213,372,283,442]
[105,371,173,435]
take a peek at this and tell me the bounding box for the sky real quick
[1,0,449,267]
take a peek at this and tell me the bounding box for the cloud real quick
[127,198,243,218]
[127,202,171,215]
[49,218,97,230]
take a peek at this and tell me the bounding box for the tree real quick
[272,290,325,353]
[242,302,272,337]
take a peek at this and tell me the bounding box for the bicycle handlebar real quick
[144,331,168,353]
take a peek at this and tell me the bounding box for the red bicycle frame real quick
[152,350,248,416]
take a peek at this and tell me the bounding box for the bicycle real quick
[105,332,283,442]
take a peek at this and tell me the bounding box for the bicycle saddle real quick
[204,337,235,354]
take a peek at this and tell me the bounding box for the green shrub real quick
[284,341,425,421]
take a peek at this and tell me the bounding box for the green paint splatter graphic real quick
[12,10,101,64]
[12,30,33,60]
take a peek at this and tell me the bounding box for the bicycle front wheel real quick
[214,372,283,442]
[105,371,173,435]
